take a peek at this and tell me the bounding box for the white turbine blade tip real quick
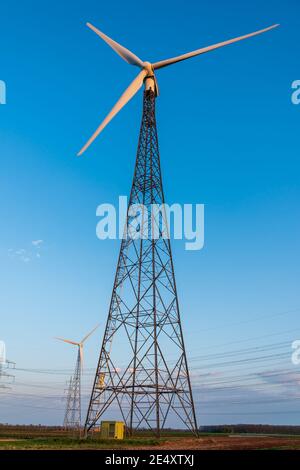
[85,22,144,67]
[77,69,147,155]
[153,23,280,70]
[55,337,79,346]
[81,323,100,344]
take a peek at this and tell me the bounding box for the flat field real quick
[0,428,300,450]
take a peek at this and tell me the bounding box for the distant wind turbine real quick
[55,324,99,431]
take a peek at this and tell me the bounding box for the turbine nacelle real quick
[78,22,279,156]
[142,61,154,76]
[141,62,157,94]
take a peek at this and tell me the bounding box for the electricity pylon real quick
[0,359,15,390]
[85,89,198,436]
[55,325,99,432]
[63,352,81,431]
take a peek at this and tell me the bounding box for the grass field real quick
[0,427,300,450]
[0,436,161,450]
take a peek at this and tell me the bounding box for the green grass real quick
[259,445,300,450]
[0,437,161,450]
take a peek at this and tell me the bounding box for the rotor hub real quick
[143,61,154,77]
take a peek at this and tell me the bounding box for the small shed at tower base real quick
[100,421,125,439]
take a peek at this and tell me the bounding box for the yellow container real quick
[100,421,125,439]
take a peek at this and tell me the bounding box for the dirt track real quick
[129,436,300,450]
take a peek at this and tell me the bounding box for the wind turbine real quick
[55,324,99,431]
[78,22,279,155]
[78,23,279,437]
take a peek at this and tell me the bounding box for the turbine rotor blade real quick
[78,68,147,156]
[153,74,160,96]
[55,337,79,347]
[81,324,100,344]
[87,22,144,67]
[153,24,279,70]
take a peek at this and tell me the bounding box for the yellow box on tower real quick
[100,421,125,439]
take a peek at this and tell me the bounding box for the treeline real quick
[0,424,70,439]
[1,423,300,436]
[200,424,300,435]
[0,424,63,431]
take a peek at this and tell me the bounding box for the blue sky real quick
[0,0,300,426]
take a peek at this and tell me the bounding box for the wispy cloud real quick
[8,240,45,263]
[32,240,43,247]
[192,366,300,410]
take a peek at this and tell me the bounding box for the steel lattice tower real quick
[85,89,198,436]
[64,349,81,431]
